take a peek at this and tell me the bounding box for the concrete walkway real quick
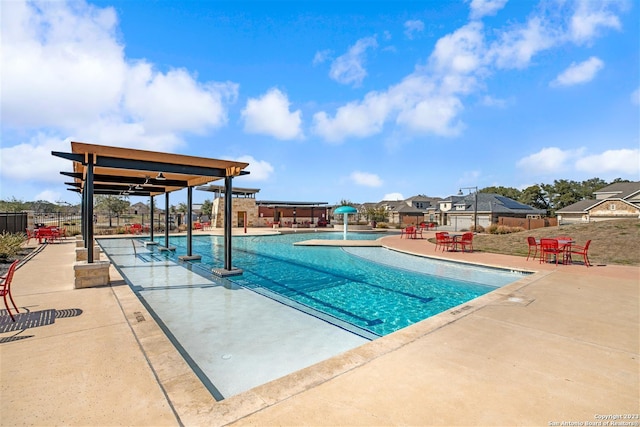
[1,231,638,426]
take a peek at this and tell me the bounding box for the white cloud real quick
[383,192,404,201]
[569,0,623,44]
[404,20,424,39]
[312,89,393,142]
[313,49,332,65]
[469,0,508,20]
[313,1,627,144]
[550,56,604,87]
[329,36,378,87]
[232,155,274,181]
[34,190,62,204]
[0,0,238,183]
[631,87,640,105]
[123,63,237,133]
[480,95,508,108]
[517,147,638,178]
[488,17,556,69]
[575,149,640,176]
[430,22,486,75]
[0,134,70,182]
[516,147,581,175]
[241,88,303,140]
[350,171,383,187]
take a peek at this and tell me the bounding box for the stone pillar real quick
[75,246,101,262]
[73,260,110,288]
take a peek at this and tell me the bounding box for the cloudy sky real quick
[1,0,638,205]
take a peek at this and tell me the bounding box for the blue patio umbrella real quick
[333,205,357,239]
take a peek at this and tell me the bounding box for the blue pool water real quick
[147,232,526,336]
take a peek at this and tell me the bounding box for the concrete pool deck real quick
[1,230,638,426]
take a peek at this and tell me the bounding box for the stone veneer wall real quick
[211,197,259,228]
[587,200,640,221]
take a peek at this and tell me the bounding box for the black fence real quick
[33,213,82,235]
[0,212,28,234]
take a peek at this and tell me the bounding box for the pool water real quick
[149,233,526,336]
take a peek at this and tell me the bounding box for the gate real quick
[0,212,28,234]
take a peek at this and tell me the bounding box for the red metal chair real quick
[434,232,454,251]
[401,226,415,239]
[569,240,592,267]
[1,259,20,321]
[526,236,539,261]
[456,232,474,252]
[539,238,564,265]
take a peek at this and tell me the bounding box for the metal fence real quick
[33,212,82,235]
[0,212,28,234]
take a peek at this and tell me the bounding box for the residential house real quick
[366,195,441,225]
[556,181,640,223]
[438,193,545,231]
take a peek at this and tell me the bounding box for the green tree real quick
[363,206,388,222]
[95,195,130,227]
[0,197,28,212]
[551,179,583,210]
[201,199,212,217]
[519,185,550,212]
[579,178,608,199]
[480,186,521,200]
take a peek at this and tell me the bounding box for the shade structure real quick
[333,205,357,239]
[53,142,250,274]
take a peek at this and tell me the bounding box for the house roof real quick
[555,199,599,213]
[450,193,545,215]
[593,181,640,200]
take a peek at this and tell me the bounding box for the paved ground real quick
[1,229,638,426]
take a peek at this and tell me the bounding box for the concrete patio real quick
[1,230,638,426]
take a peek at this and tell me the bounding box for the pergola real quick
[53,142,249,275]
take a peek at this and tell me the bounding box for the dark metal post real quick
[81,189,86,246]
[473,190,478,232]
[164,192,170,248]
[86,155,95,263]
[224,175,233,271]
[150,196,155,240]
[187,186,193,257]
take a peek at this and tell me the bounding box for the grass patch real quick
[470,219,640,266]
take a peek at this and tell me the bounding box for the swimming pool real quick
[146,232,526,336]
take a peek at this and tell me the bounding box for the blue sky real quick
[1,0,638,206]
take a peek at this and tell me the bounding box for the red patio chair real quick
[1,259,20,321]
[414,226,423,239]
[401,226,415,239]
[569,240,592,267]
[456,232,474,252]
[539,238,564,265]
[434,232,454,251]
[526,236,539,261]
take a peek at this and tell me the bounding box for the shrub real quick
[0,232,26,260]
[486,224,499,234]
[487,225,525,235]
[470,225,485,233]
[376,222,389,229]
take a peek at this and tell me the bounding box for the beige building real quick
[556,181,640,223]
